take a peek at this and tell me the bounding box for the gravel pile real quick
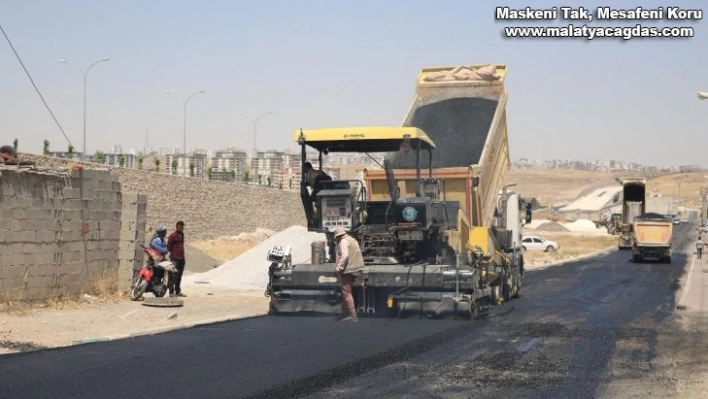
[390,98,499,168]
[564,219,600,232]
[535,222,570,232]
[183,225,327,290]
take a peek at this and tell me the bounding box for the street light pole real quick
[58,57,110,160]
[165,90,206,176]
[236,111,273,154]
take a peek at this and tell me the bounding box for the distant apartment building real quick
[210,150,248,182]
[252,151,286,185]
[272,166,300,191]
[680,165,701,173]
[104,153,137,168]
[48,151,82,160]
[166,152,207,178]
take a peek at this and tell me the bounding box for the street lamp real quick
[58,57,110,160]
[164,89,206,176]
[698,92,708,100]
[236,111,273,154]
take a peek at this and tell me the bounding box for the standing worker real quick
[167,221,187,297]
[334,228,365,322]
[697,236,705,260]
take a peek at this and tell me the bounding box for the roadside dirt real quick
[0,286,269,355]
[2,169,684,356]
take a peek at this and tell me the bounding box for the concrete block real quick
[62,187,81,199]
[104,231,120,241]
[0,265,26,280]
[17,196,33,209]
[2,184,14,197]
[65,199,83,210]
[35,230,55,243]
[10,230,25,242]
[105,220,121,231]
[107,201,122,212]
[70,167,82,179]
[119,230,138,242]
[97,190,117,201]
[118,248,138,260]
[2,196,17,208]
[61,221,78,232]
[10,208,26,220]
[31,197,47,209]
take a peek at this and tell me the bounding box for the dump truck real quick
[266,64,530,319]
[618,177,647,249]
[632,213,673,263]
[607,213,623,235]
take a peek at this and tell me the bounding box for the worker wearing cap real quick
[334,228,365,322]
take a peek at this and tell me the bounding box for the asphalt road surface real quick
[0,223,702,399]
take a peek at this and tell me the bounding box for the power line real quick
[0,23,74,150]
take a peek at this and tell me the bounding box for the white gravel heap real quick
[564,218,600,232]
[183,225,327,291]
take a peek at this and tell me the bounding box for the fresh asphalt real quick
[0,223,697,399]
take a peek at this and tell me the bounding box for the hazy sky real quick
[1,1,706,167]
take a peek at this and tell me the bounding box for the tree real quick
[189,162,195,177]
[289,178,293,190]
[278,182,283,189]
[171,159,178,175]
[118,155,126,167]
[95,150,106,164]
[12,138,18,152]
[68,145,75,159]
[137,156,144,170]
[230,169,236,182]
[43,140,50,155]
[154,158,160,172]
[244,170,250,182]
[258,175,262,185]
[267,176,272,187]
[207,166,213,180]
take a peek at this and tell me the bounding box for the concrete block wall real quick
[117,193,148,290]
[0,167,145,300]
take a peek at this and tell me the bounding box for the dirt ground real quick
[505,169,708,210]
[0,169,687,356]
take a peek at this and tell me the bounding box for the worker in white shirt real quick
[334,228,365,322]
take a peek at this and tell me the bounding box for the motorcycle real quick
[130,245,178,301]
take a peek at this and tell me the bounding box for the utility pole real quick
[701,186,708,224]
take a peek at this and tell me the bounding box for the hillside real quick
[506,169,707,211]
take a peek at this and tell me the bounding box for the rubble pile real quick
[183,225,326,291]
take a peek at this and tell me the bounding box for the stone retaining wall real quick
[20,154,306,240]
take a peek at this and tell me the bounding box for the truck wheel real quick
[511,273,521,298]
[468,302,479,320]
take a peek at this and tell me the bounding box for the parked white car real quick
[522,235,560,252]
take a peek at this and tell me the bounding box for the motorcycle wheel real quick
[130,277,148,301]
